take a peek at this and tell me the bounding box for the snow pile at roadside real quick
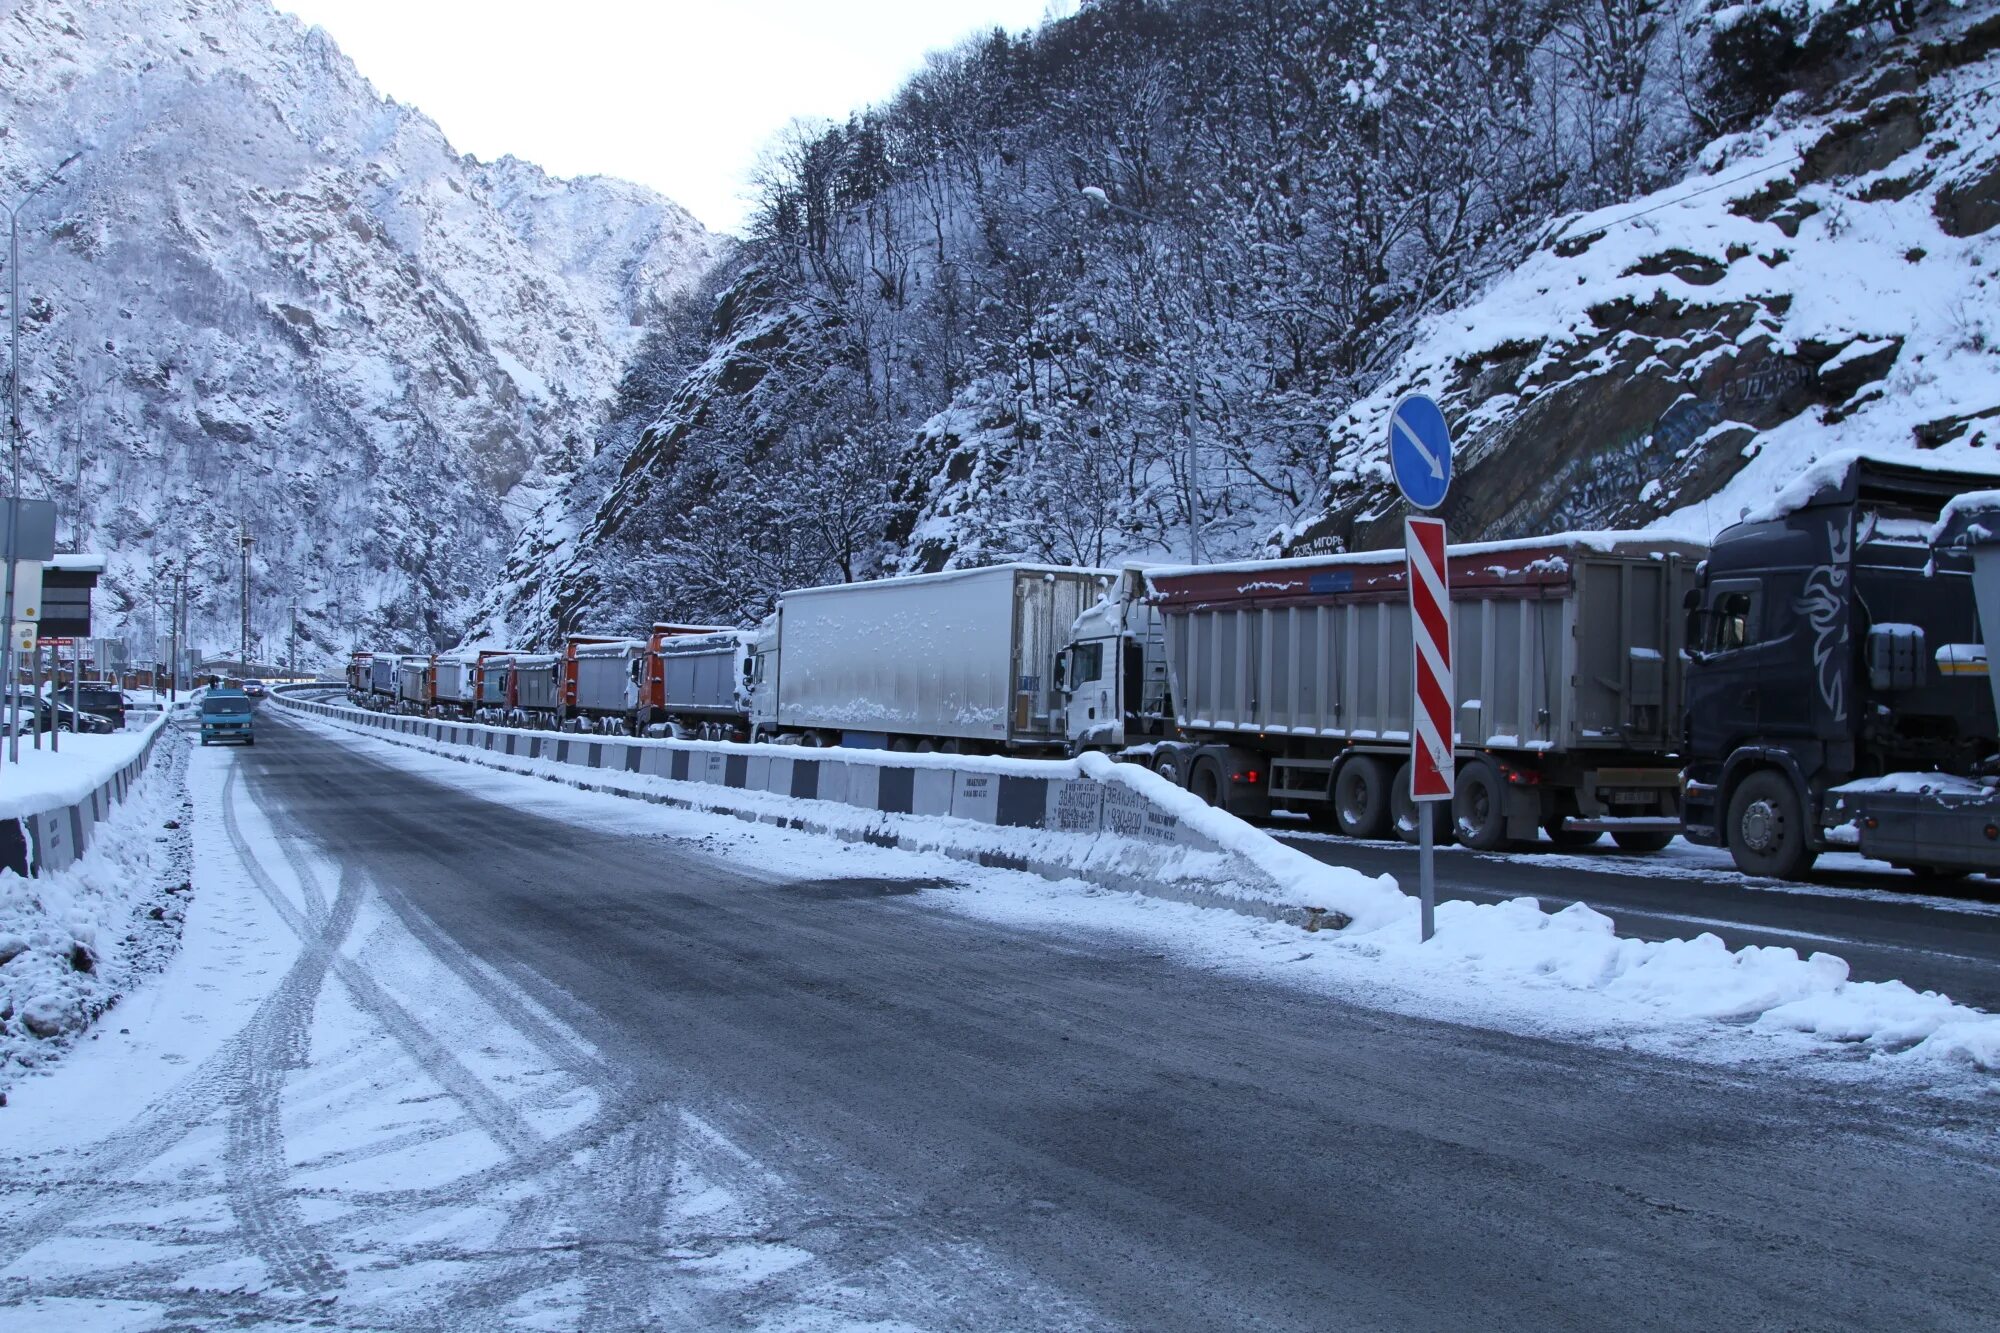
[0,720,164,821]
[0,731,190,1083]
[1328,894,1999,1072]
[1079,752,1403,929]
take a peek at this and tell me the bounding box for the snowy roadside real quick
[0,712,173,822]
[0,720,190,1090]
[0,728,1065,1330]
[292,709,2000,1080]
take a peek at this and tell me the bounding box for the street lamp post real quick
[1,149,82,764]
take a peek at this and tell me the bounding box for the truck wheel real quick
[1610,830,1672,853]
[1333,757,1391,840]
[1189,758,1226,809]
[1543,820,1601,849]
[1725,771,1817,880]
[1152,748,1190,788]
[1391,760,1451,845]
[1451,757,1510,851]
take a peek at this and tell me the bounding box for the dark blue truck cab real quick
[1681,459,1998,879]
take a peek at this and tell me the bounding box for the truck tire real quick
[1725,770,1817,880]
[1189,757,1226,809]
[1333,757,1391,840]
[1451,757,1509,851]
[1610,830,1672,853]
[1391,760,1451,845]
[1542,820,1601,849]
[1152,748,1190,788]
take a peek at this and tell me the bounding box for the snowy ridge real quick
[1282,9,2000,554]
[0,0,724,656]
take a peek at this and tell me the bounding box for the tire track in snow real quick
[219,858,364,1295]
[219,766,546,1163]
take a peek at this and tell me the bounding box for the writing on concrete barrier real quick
[1101,781,1188,846]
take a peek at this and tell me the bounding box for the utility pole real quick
[239,524,252,671]
[1,149,82,765]
[288,601,297,679]
[168,557,188,702]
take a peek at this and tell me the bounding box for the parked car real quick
[71,685,128,728]
[3,694,115,736]
[200,689,255,746]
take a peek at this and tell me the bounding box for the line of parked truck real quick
[347,458,2000,882]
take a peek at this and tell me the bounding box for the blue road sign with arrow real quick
[1387,394,1453,511]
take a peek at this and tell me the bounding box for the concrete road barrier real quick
[273,689,1404,932]
[0,713,174,879]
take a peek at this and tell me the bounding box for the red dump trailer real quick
[1060,534,1703,849]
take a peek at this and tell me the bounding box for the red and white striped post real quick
[1406,516,1452,942]
[1386,392,1455,942]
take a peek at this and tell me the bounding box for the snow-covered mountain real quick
[1281,5,2000,556]
[0,0,725,659]
[468,0,2000,647]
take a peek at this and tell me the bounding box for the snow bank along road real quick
[1279,829,2000,1013]
[1,709,1996,1331]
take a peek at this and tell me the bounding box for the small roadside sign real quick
[1387,395,1456,943]
[10,622,35,654]
[1387,394,1453,511]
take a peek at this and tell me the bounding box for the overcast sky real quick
[276,0,1064,235]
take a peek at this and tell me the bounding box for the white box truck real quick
[753,564,1108,751]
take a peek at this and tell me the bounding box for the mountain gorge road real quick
[3,709,1995,1330]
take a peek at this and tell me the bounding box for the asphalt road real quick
[1276,828,2000,1012]
[232,709,2000,1329]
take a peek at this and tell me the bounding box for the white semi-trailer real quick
[1059,534,1702,850]
[752,564,1108,751]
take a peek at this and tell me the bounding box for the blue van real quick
[200,688,255,746]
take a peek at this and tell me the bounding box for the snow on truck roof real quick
[782,562,1113,599]
[1147,529,1704,582]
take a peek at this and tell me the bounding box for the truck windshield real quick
[202,697,250,715]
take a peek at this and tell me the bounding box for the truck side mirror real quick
[1867,623,1926,692]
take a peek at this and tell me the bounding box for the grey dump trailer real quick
[755,564,1109,751]
[433,653,477,715]
[395,655,431,712]
[1062,535,1701,850]
[367,655,396,701]
[507,653,562,721]
[473,654,512,716]
[567,638,644,729]
[646,630,751,739]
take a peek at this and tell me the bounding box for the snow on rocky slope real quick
[0,0,724,655]
[1282,8,2000,555]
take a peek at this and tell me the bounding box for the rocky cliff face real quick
[0,0,724,659]
[1280,10,2000,555]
